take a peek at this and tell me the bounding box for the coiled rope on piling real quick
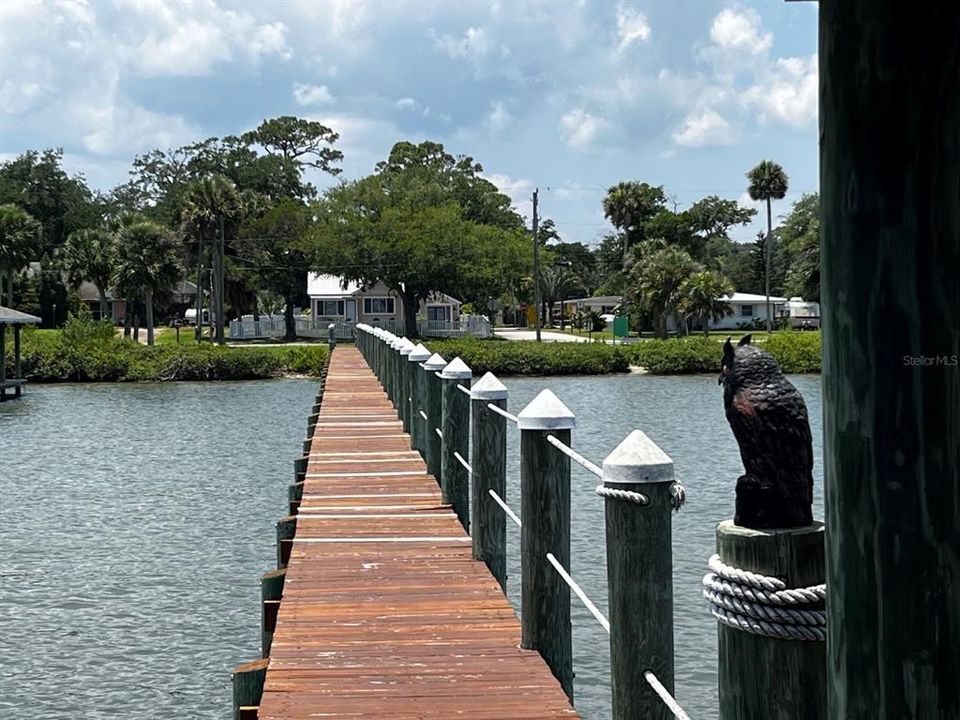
[703,554,826,641]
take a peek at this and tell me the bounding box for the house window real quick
[427,305,451,322]
[318,300,344,316]
[741,304,754,317]
[363,297,395,315]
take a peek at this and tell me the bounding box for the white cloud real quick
[396,97,418,110]
[80,102,199,156]
[742,55,818,128]
[293,82,335,106]
[672,109,735,147]
[482,172,533,215]
[560,109,607,150]
[615,3,650,53]
[709,7,771,56]
[487,101,511,132]
[432,25,509,75]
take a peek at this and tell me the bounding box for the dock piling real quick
[407,343,431,454]
[261,568,285,657]
[232,658,268,720]
[276,515,296,569]
[470,372,509,590]
[602,430,677,720]
[421,353,447,479]
[440,356,473,529]
[518,389,575,701]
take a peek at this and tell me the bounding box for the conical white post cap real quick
[422,353,447,371]
[602,430,673,484]
[408,344,431,362]
[517,389,575,430]
[470,372,508,400]
[440,356,472,380]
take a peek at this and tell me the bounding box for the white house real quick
[709,292,788,330]
[306,274,462,326]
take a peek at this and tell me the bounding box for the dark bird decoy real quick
[719,335,814,529]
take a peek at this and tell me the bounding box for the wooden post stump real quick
[602,430,677,720]
[470,372,508,591]
[421,353,446,479]
[232,657,268,720]
[716,520,826,720]
[261,568,285,657]
[518,389,575,702]
[440,357,472,529]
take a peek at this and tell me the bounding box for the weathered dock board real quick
[257,347,579,719]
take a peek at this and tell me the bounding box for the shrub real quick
[421,337,628,376]
[623,337,722,374]
[762,331,821,373]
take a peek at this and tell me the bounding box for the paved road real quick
[494,329,591,343]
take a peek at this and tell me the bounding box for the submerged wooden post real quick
[602,430,677,720]
[716,521,826,720]
[232,658,268,720]
[276,515,296,569]
[518,389,574,701]
[421,353,446,479]
[440,357,472,529]
[470,372,508,590]
[261,568,285,657]
[820,5,960,718]
[406,343,431,454]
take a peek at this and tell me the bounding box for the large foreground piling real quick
[470,372,509,590]
[518,389,575,702]
[440,357,472,528]
[602,430,677,720]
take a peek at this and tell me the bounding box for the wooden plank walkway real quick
[258,347,580,719]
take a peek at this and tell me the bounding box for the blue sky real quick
[1,0,818,245]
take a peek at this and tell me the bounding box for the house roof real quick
[724,293,788,303]
[0,306,41,325]
[308,273,361,298]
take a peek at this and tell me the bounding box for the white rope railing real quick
[644,671,692,720]
[419,410,428,421]
[456,384,472,396]
[546,434,603,478]
[487,489,521,528]
[545,552,610,633]
[435,427,443,439]
[453,451,472,474]
[485,403,518,424]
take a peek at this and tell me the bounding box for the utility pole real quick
[195,234,204,343]
[216,214,225,344]
[532,188,541,342]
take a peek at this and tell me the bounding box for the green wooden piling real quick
[820,6,960,717]
[232,658,268,720]
[288,481,304,515]
[518,389,575,702]
[602,430,677,720]
[421,353,447,479]
[440,357,472,529]
[470,372,508,590]
[294,455,307,484]
[397,340,414,432]
[276,515,296,569]
[716,521,826,720]
[407,344,431,454]
[261,568,285,657]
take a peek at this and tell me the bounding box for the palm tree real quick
[539,265,581,328]
[0,204,41,307]
[602,181,666,266]
[59,228,116,320]
[629,245,697,338]
[114,220,181,345]
[679,270,734,337]
[746,160,789,331]
[181,176,245,342]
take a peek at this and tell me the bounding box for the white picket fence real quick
[229,315,491,340]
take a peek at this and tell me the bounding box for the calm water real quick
[0,373,823,719]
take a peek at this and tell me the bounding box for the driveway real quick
[494,329,591,343]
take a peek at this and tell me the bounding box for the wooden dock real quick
[256,347,579,719]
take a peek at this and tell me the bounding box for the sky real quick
[0,0,819,246]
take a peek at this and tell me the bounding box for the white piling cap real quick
[602,430,673,484]
[471,372,508,400]
[408,344,431,362]
[440,356,472,380]
[422,353,447,371]
[398,339,414,355]
[517,389,575,430]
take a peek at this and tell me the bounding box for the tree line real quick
[0,123,820,342]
